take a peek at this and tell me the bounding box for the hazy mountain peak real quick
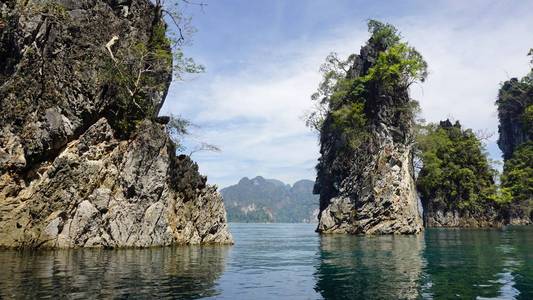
[221,177,319,223]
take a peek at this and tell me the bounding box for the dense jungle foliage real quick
[416,120,498,212]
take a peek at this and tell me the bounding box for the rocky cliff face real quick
[497,78,532,160]
[423,204,503,228]
[314,43,423,234]
[496,68,532,225]
[0,0,232,248]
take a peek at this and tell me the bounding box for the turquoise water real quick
[0,224,532,299]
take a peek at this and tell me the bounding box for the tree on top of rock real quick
[416,119,498,213]
[305,19,427,149]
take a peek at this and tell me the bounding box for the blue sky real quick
[160,0,533,188]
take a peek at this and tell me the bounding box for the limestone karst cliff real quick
[496,56,533,225]
[0,0,232,248]
[312,21,424,234]
[497,78,532,160]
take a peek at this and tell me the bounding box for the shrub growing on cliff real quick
[26,1,69,21]
[166,114,191,151]
[104,0,204,137]
[416,120,498,212]
[165,114,221,156]
[305,20,427,149]
[500,142,533,204]
[366,42,427,92]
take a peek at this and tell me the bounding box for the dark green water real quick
[0,224,532,299]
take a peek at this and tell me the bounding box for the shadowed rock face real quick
[497,78,532,160]
[496,76,532,225]
[0,0,171,169]
[0,0,232,248]
[314,44,423,235]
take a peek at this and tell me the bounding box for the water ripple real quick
[0,224,532,299]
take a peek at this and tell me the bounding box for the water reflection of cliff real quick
[422,228,533,299]
[314,234,425,299]
[0,246,229,299]
[423,230,506,298]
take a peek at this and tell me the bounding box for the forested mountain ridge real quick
[221,177,319,223]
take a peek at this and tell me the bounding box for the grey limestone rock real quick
[0,118,232,248]
[0,0,232,248]
[314,42,423,235]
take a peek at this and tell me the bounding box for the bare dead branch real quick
[189,142,222,157]
[105,35,119,62]
[475,129,494,142]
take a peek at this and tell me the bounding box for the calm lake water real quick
[0,224,532,299]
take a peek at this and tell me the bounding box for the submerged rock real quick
[0,0,231,248]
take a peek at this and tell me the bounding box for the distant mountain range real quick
[220,176,319,223]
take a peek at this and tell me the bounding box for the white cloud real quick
[162,1,533,187]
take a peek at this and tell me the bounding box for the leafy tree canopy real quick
[500,142,533,204]
[416,120,498,211]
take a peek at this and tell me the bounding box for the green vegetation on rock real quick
[416,120,498,213]
[306,20,427,150]
[27,1,69,20]
[498,145,533,223]
[495,50,533,222]
[103,2,203,138]
[310,20,425,234]
[500,142,533,204]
